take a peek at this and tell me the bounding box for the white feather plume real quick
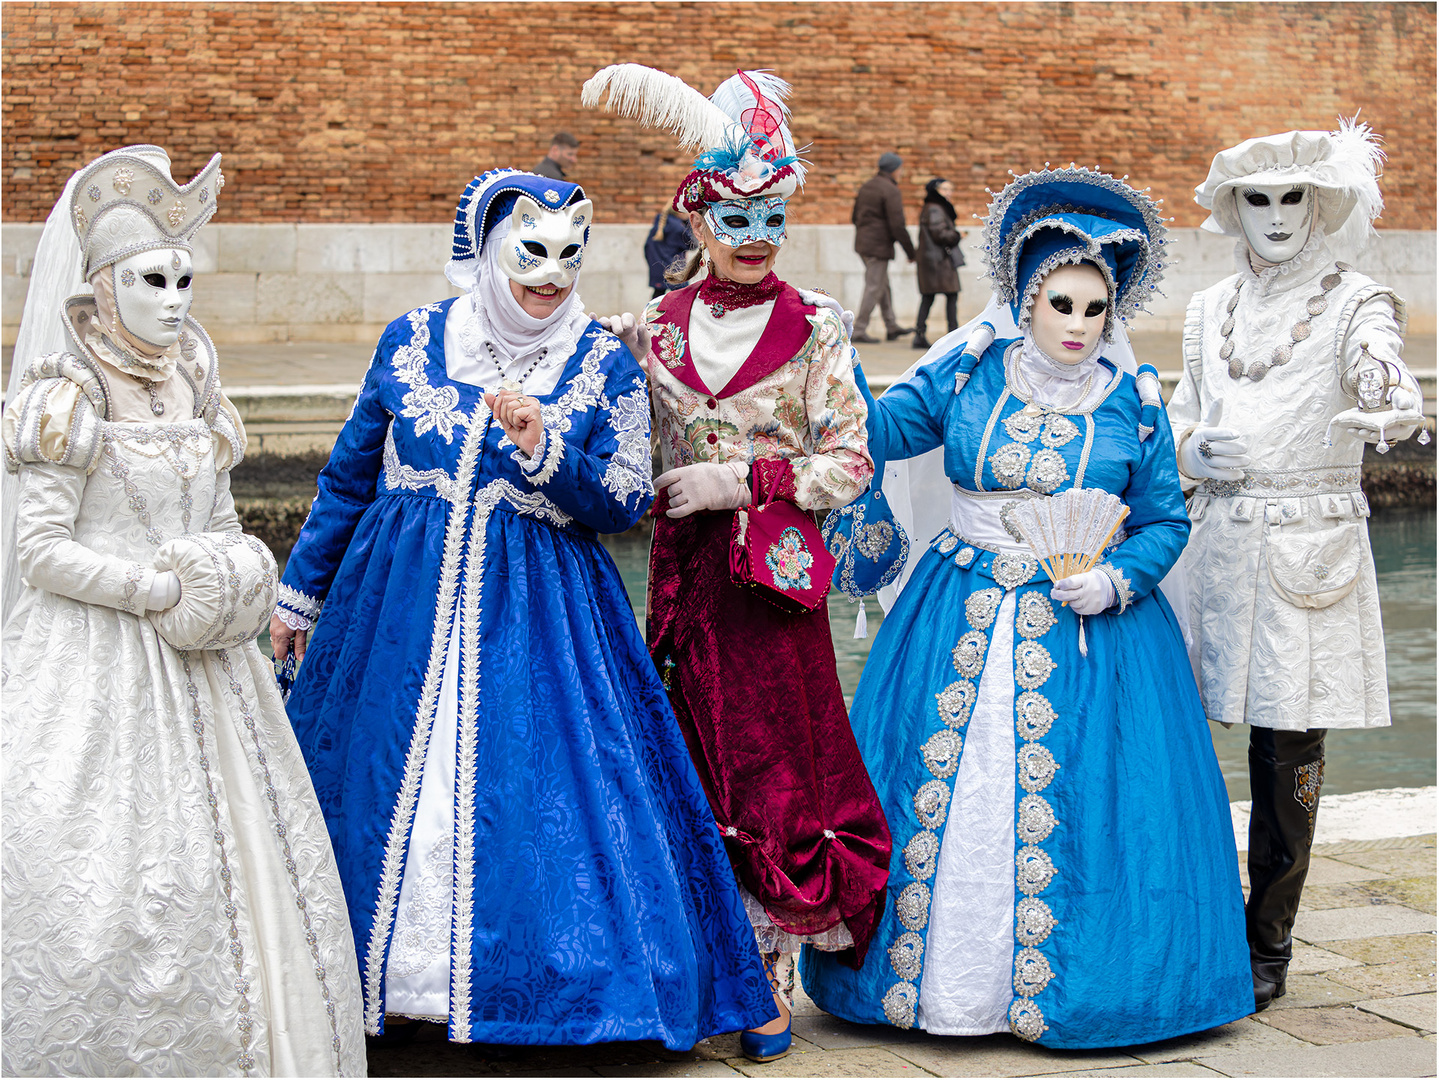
[582,64,742,153]
[1324,114,1385,260]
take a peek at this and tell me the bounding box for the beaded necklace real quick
[1222,263,1348,381]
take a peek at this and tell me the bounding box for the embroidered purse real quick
[729,484,835,614]
[821,364,909,599]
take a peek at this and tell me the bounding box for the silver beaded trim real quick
[1026,448,1069,495]
[989,442,1030,489]
[992,552,1038,590]
[1095,561,1134,613]
[951,630,988,679]
[964,588,1004,631]
[1015,640,1056,689]
[1015,593,1058,640]
[935,680,977,729]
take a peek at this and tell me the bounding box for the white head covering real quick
[468,218,587,365]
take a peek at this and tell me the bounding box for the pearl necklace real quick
[1222,263,1347,381]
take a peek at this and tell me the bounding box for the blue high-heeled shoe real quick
[741,952,793,1063]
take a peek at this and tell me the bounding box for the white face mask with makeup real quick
[1029,262,1109,365]
[112,248,194,349]
[1235,183,1314,265]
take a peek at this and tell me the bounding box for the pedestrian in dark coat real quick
[850,152,916,342]
[914,178,963,348]
[644,205,694,296]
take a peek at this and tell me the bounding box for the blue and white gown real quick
[801,338,1253,1048]
[277,299,772,1046]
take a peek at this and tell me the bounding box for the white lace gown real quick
[1,348,366,1076]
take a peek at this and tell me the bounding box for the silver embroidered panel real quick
[1017,742,1059,793]
[991,552,1038,589]
[882,981,918,1029]
[1003,410,1044,444]
[1016,794,1058,845]
[903,830,940,881]
[896,883,932,932]
[955,546,977,568]
[1015,897,1057,946]
[888,932,925,983]
[913,779,951,831]
[1040,413,1080,448]
[1016,845,1057,896]
[1014,641,1056,689]
[936,680,977,729]
[965,588,1004,631]
[1009,995,1048,1042]
[1015,592,1058,640]
[937,533,959,555]
[922,729,962,779]
[1026,448,1069,495]
[989,442,1031,489]
[1013,946,1054,996]
[855,520,895,559]
[1015,691,1058,740]
[951,631,988,679]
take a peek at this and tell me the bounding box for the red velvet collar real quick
[653,281,815,398]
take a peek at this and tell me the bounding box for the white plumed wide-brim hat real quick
[1195,117,1384,258]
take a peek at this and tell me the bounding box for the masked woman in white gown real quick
[1,146,366,1077]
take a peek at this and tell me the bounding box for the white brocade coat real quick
[1168,241,1410,731]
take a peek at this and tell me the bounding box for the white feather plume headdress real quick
[1195,115,1385,260]
[582,63,806,209]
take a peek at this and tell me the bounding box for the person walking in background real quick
[645,203,693,297]
[533,131,579,179]
[851,152,916,343]
[914,177,964,349]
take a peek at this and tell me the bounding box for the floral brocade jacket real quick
[644,283,873,510]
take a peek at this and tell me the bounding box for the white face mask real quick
[495,194,591,291]
[1029,262,1109,365]
[1236,183,1314,264]
[113,248,193,348]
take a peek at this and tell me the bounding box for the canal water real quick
[599,506,1436,802]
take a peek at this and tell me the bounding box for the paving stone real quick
[1381,876,1439,915]
[1290,943,1363,975]
[731,1045,933,1077]
[595,1061,743,1077]
[1326,933,1438,965]
[883,1031,1143,1076]
[1297,905,1436,942]
[1256,1004,1412,1044]
[1265,973,1362,1010]
[1031,1065,1222,1077]
[1358,993,1438,1033]
[1302,856,1388,885]
[1197,1033,1436,1076]
[1327,959,1438,998]
[1330,847,1437,879]
[1128,1017,1309,1063]
[1302,883,1394,911]
[791,1012,894,1050]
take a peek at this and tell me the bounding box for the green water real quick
[600,507,1437,801]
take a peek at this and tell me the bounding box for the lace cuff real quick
[1094,561,1134,613]
[277,582,321,628]
[515,425,563,486]
[752,458,798,505]
[273,604,314,632]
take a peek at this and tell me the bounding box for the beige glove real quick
[655,462,751,518]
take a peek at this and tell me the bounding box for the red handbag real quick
[729,485,836,614]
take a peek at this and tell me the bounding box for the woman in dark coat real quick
[914,178,963,349]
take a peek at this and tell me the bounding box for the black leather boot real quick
[1246,727,1326,1011]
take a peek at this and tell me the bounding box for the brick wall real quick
[3,2,1434,229]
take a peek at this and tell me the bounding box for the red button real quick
[706,432,719,444]
[706,398,717,409]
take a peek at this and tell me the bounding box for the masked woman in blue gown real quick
[801,168,1253,1048]
[269,169,773,1048]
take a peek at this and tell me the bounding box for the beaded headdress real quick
[982,166,1168,341]
[1195,116,1385,261]
[582,64,806,214]
[69,145,223,279]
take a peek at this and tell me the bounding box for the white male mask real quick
[1235,182,1314,264]
[496,194,592,291]
[113,247,193,349]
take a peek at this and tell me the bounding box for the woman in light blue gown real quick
[802,167,1253,1048]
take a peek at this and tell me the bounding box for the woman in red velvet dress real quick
[585,65,892,1062]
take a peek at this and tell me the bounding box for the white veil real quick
[3,168,91,623]
[867,294,1189,645]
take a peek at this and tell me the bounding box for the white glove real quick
[1050,570,1116,616]
[797,288,855,340]
[592,312,652,367]
[1178,426,1250,481]
[655,462,751,518]
[147,570,182,612]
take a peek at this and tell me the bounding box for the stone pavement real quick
[367,834,1435,1079]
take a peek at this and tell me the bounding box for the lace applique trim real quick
[393,304,467,444]
[516,425,564,486]
[602,386,655,507]
[1095,561,1134,612]
[382,423,463,503]
[738,884,855,954]
[278,582,322,621]
[273,605,313,632]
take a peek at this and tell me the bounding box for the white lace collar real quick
[1234,231,1331,297]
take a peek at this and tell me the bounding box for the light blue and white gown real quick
[801,334,1254,1048]
[276,296,773,1046]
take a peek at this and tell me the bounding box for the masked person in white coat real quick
[1168,119,1426,1011]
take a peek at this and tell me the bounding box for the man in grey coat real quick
[850,152,916,343]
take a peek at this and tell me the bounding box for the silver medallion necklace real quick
[1222,263,1347,381]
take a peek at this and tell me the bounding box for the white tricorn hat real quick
[1194,117,1384,259]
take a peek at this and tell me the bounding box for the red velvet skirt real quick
[647,508,892,968]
